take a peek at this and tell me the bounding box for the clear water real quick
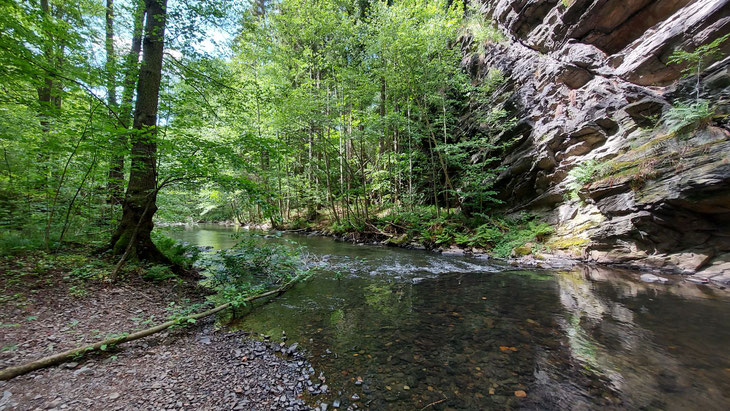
[160,224,730,410]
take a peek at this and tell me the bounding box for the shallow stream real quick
[160,224,730,410]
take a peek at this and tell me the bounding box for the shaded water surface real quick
[161,225,730,410]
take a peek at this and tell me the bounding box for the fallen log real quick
[0,277,301,381]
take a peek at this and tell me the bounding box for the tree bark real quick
[110,0,168,261]
[104,0,118,109]
[107,1,145,214]
[120,1,145,126]
[105,0,124,209]
[37,0,57,133]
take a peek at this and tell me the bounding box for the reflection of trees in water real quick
[555,266,727,410]
[363,282,412,319]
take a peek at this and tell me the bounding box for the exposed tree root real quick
[0,277,302,381]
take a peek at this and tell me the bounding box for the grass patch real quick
[0,229,46,255]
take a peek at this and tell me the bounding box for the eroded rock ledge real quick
[466,0,730,284]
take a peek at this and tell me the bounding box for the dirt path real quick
[0,254,319,410]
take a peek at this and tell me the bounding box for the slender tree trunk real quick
[110,0,168,261]
[324,87,339,225]
[120,1,145,125]
[105,0,124,209]
[407,104,413,210]
[37,0,55,134]
[359,121,369,221]
[105,0,118,109]
[108,1,144,214]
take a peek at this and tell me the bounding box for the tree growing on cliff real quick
[664,33,729,135]
[668,33,730,101]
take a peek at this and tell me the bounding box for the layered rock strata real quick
[466,0,730,283]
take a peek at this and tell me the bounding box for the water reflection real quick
[158,224,242,250]
[556,266,730,410]
[160,226,730,410]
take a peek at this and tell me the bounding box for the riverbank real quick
[291,224,729,289]
[0,251,317,410]
[241,205,727,288]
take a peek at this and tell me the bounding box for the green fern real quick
[566,160,606,199]
[662,99,714,134]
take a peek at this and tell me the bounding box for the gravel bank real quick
[0,254,322,410]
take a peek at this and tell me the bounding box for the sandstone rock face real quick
[467,0,730,281]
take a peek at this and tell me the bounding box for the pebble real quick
[45,398,62,409]
[73,367,93,377]
[287,343,299,355]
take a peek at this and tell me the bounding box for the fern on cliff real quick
[662,100,715,135]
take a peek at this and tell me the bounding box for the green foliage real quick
[165,299,210,327]
[142,264,177,282]
[566,160,606,199]
[668,34,730,78]
[444,214,553,257]
[151,232,200,268]
[67,262,108,281]
[202,232,313,307]
[1,344,19,353]
[669,34,730,102]
[662,99,715,135]
[0,0,522,263]
[0,230,46,255]
[375,207,552,257]
[461,4,506,54]
[490,220,553,258]
[68,284,88,298]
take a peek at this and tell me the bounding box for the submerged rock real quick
[640,274,669,283]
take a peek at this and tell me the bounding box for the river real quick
[159,224,730,410]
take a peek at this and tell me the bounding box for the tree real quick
[110,0,169,261]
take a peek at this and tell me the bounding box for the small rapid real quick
[161,224,730,410]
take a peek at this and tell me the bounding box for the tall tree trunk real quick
[104,0,118,109]
[107,1,145,212]
[105,0,123,209]
[110,0,168,261]
[37,0,59,132]
[120,1,145,126]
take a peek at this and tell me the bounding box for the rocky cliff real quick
[466,0,730,284]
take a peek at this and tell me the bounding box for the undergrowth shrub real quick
[151,232,200,268]
[461,4,506,54]
[0,229,47,255]
[376,208,553,257]
[203,233,314,307]
[142,264,177,282]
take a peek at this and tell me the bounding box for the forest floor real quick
[0,252,316,410]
